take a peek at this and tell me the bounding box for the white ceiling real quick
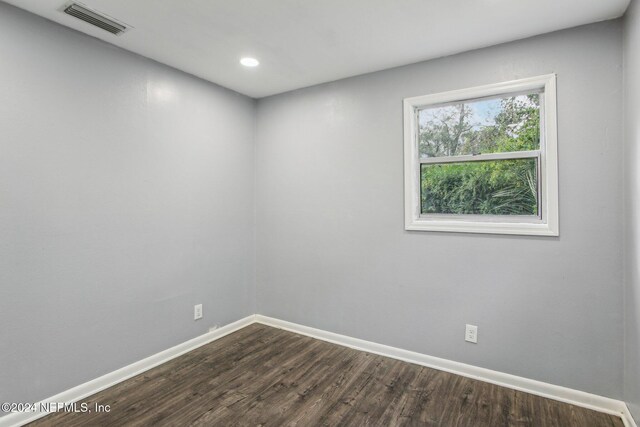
[3,0,631,98]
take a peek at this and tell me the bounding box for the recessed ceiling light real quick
[240,57,259,67]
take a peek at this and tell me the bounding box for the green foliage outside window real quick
[419,94,540,216]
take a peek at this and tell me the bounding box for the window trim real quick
[403,74,559,236]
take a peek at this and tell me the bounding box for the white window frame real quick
[403,74,559,236]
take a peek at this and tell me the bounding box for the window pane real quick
[418,93,540,159]
[421,158,538,216]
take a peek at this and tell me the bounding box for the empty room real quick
[1,0,639,426]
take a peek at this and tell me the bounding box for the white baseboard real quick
[254,315,637,427]
[0,315,256,427]
[623,404,639,427]
[1,313,636,427]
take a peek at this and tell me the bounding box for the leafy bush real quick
[421,159,537,215]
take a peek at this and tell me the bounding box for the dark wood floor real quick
[30,324,623,426]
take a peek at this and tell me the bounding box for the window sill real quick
[405,218,558,236]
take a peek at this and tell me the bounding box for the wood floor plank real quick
[29,324,624,427]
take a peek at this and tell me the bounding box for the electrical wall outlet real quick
[465,324,478,343]
[194,304,203,320]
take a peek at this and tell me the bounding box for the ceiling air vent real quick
[63,3,129,35]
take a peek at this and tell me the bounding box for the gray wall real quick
[0,2,255,409]
[624,0,640,421]
[255,21,624,398]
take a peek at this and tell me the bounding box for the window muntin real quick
[403,75,558,236]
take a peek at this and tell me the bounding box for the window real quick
[403,75,558,236]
